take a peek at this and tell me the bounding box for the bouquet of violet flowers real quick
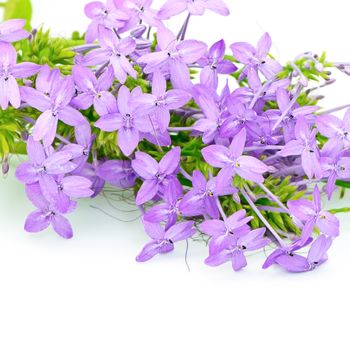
[1,0,350,273]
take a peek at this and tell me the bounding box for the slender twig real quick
[257,182,289,212]
[240,187,285,247]
[272,83,303,131]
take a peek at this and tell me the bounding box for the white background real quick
[1,1,350,349]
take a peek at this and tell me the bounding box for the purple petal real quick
[158,0,187,19]
[206,0,230,16]
[51,214,73,239]
[136,179,159,205]
[95,113,123,132]
[61,176,93,197]
[275,254,309,273]
[200,219,226,236]
[12,62,41,79]
[136,241,162,262]
[202,145,231,168]
[159,147,181,175]
[307,234,332,265]
[230,42,256,64]
[32,110,57,146]
[164,221,195,242]
[228,127,246,158]
[15,162,38,184]
[59,106,86,126]
[118,127,139,156]
[177,40,208,64]
[20,86,51,112]
[205,250,231,266]
[232,250,247,271]
[24,210,51,233]
[132,152,158,179]
[256,32,272,58]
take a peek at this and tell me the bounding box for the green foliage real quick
[329,207,350,214]
[0,108,25,159]
[15,28,83,73]
[3,0,32,29]
[336,180,350,189]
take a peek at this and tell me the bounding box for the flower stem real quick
[245,145,283,152]
[177,14,191,41]
[180,166,192,181]
[248,77,276,109]
[257,182,289,212]
[168,127,193,132]
[272,83,303,131]
[240,187,285,247]
[318,103,350,115]
[216,197,227,220]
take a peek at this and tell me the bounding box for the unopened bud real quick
[131,25,147,38]
[2,157,9,175]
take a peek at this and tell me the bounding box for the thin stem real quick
[257,183,289,212]
[240,187,285,247]
[168,127,193,133]
[318,103,350,115]
[180,167,192,181]
[245,145,283,152]
[177,14,191,41]
[248,77,276,109]
[216,197,227,220]
[272,83,303,131]
[290,62,308,86]
[258,206,286,213]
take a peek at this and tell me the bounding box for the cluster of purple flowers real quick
[3,0,349,273]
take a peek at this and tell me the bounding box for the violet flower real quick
[230,32,282,85]
[274,87,319,142]
[21,76,86,146]
[95,85,154,156]
[133,70,192,132]
[121,0,162,29]
[136,221,196,262]
[197,39,237,90]
[271,235,332,273]
[72,65,116,116]
[179,170,237,219]
[202,128,269,190]
[0,42,41,110]
[158,0,230,19]
[316,109,350,151]
[95,159,137,188]
[137,27,207,89]
[219,101,257,138]
[24,183,75,239]
[84,0,130,43]
[205,228,269,271]
[143,186,182,229]
[192,87,226,144]
[200,209,253,254]
[321,151,350,199]
[0,19,30,43]
[279,117,323,179]
[15,137,78,187]
[35,65,61,96]
[287,185,339,243]
[83,26,136,84]
[132,147,182,205]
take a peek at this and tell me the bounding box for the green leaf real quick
[329,207,350,214]
[3,0,32,29]
[336,180,350,189]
